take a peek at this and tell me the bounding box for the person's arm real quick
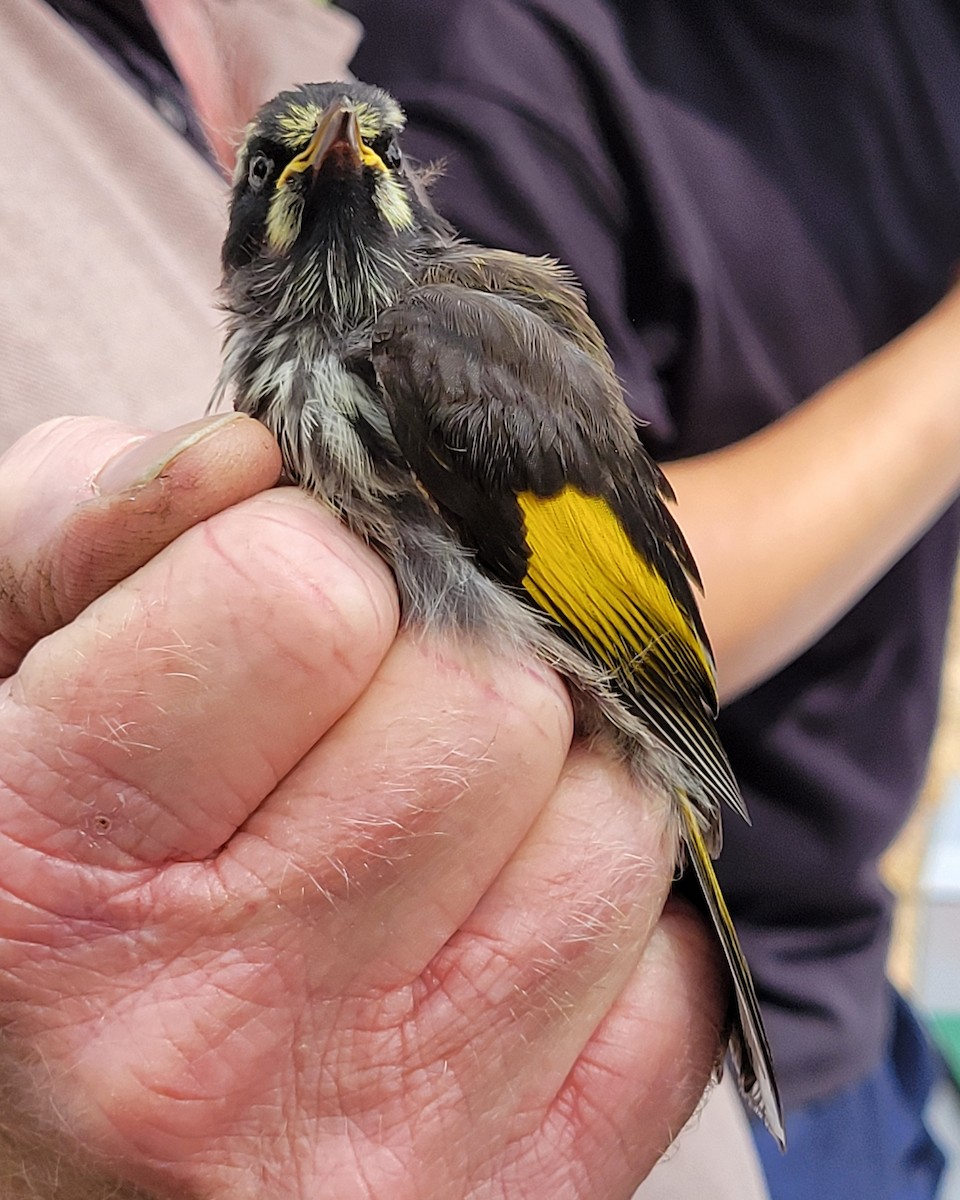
[0,414,724,1200]
[666,283,960,699]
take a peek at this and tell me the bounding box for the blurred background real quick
[887,577,960,1197]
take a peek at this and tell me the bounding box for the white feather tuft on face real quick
[372,171,414,232]
[266,186,305,255]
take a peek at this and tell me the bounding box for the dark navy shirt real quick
[344,0,960,1107]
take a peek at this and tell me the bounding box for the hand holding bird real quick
[0,412,736,1197]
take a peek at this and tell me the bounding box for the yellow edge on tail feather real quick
[678,791,736,929]
[676,791,786,1149]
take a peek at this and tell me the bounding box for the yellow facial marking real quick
[276,147,315,191]
[276,103,325,147]
[352,98,405,141]
[274,111,391,191]
[276,98,404,148]
[517,485,714,682]
[373,172,414,231]
[266,187,304,254]
[359,142,388,173]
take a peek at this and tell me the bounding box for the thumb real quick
[0,413,280,676]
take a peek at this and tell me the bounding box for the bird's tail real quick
[676,791,786,1149]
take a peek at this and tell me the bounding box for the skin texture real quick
[666,282,960,701]
[0,414,724,1199]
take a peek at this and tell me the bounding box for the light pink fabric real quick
[636,1074,770,1199]
[143,0,363,170]
[0,0,359,450]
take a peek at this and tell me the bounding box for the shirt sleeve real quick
[345,0,679,446]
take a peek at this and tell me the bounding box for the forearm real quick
[666,285,960,701]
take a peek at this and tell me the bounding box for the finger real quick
[0,414,281,675]
[3,489,399,871]
[217,632,575,991]
[419,749,681,1108]
[549,898,726,1190]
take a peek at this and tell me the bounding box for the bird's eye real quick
[247,153,273,191]
[380,138,403,171]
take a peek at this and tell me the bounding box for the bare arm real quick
[666,283,960,701]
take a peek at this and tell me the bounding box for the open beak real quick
[276,100,382,190]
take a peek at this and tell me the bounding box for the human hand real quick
[0,415,724,1199]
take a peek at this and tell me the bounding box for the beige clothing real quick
[635,1074,769,1200]
[1,0,359,450]
[0,2,768,1195]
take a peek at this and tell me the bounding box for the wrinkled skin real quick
[0,413,724,1200]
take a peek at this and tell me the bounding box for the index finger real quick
[3,487,400,870]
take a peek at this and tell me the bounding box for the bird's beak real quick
[276,100,385,190]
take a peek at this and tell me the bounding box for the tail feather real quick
[676,792,786,1149]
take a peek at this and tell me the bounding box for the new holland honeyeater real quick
[215,80,784,1145]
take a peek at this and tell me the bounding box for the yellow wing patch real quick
[517,486,714,685]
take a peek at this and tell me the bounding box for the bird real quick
[214,79,785,1146]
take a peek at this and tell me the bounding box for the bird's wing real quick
[374,281,785,1144]
[372,282,743,819]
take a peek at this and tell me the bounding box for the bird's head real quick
[222,82,442,324]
